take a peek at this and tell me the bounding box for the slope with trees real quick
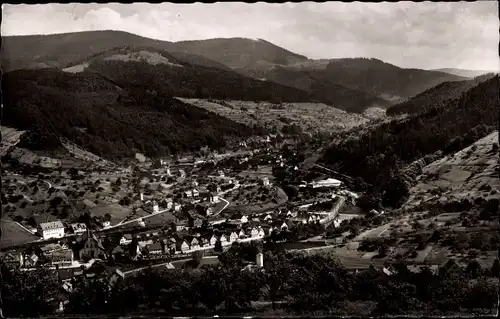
[1,68,266,160]
[386,73,497,116]
[321,76,499,208]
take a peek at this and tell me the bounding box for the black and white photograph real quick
[0,1,499,317]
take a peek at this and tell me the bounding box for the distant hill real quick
[0,30,469,114]
[73,46,317,103]
[1,68,266,160]
[432,68,496,78]
[386,73,497,116]
[1,30,231,71]
[316,58,466,99]
[172,37,308,69]
[238,58,467,112]
[255,66,392,113]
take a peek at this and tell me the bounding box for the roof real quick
[148,241,163,251]
[70,223,87,231]
[39,220,64,231]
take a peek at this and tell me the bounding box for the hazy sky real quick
[2,2,498,70]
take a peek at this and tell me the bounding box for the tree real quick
[214,240,223,253]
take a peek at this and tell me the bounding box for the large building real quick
[38,221,65,240]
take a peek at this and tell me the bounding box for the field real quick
[404,131,499,210]
[225,186,288,215]
[345,132,500,269]
[144,211,177,227]
[0,220,39,249]
[177,98,369,134]
[89,203,133,226]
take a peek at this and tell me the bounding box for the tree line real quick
[2,243,498,317]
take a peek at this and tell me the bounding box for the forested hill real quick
[321,75,499,207]
[2,68,265,160]
[318,58,466,100]
[79,47,317,103]
[247,65,393,113]
[386,73,497,116]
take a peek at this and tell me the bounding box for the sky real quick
[2,2,498,70]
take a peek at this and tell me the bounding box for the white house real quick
[152,200,159,213]
[249,227,260,238]
[228,232,239,243]
[38,221,65,240]
[240,215,249,224]
[219,234,227,243]
[120,234,133,245]
[312,178,342,189]
[184,190,192,198]
[179,169,186,178]
[192,189,200,197]
[262,177,270,186]
[174,203,182,212]
[140,192,144,201]
[210,194,220,203]
[69,223,87,235]
[209,235,218,246]
[257,227,265,237]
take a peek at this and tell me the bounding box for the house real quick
[238,229,246,238]
[175,239,190,253]
[261,177,270,186]
[219,234,228,244]
[3,252,23,268]
[209,193,219,203]
[184,190,192,198]
[312,178,342,189]
[249,227,260,238]
[120,234,133,245]
[101,214,112,228]
[257,227,265,237]
[192,189,200,198]
[240,215,249,224]
[263,213,273,222]
[279,221,289,231]
[174,203,182,212]
[108,269,126,288]
[164,238,177,254]
[162,198,173,210]
[69,223,87,235]
[38,220,65,240]
[111,246,125,260]
[77,230,106,260]
[179,169,186,178]
[152,200,159,213]
[187,236,200,250]
[147,242,164,255]
[208,234,218,246]
[228,231,239,243]
[49,249,74,267]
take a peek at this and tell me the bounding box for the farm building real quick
[38,220,65,240]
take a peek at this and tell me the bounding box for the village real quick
[1,134,359,287]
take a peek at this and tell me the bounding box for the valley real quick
[1,17,498,318]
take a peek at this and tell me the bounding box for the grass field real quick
[0,220,39,249]
[89,204,133,226]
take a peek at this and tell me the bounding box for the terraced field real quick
[178,98,369,134]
